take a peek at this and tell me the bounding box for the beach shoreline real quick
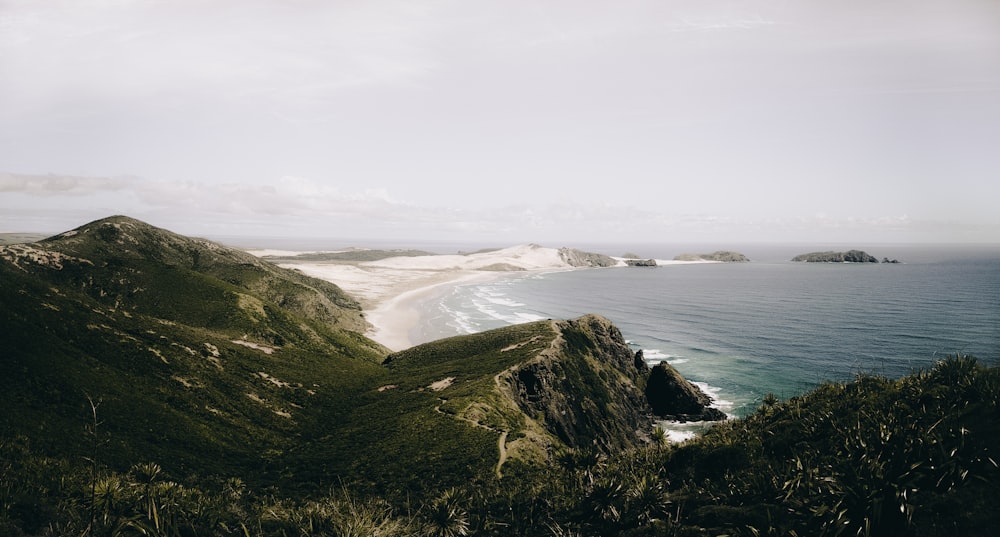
[249,246,715,352]
[363,270,509,351]
[272,261,504,350]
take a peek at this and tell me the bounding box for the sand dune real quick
[248,245,583,350]
[249,244,712,351]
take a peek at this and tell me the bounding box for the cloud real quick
[4,170,996,243]
[122,176,406,219]
[0,0,444,124]
[0,171,956,240]
[673,16,777,32]
[0,172,133,196]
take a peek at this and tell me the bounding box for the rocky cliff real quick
[500,315,653,452]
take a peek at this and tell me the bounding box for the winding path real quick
[434,398,510,478]
[495,431,508,478]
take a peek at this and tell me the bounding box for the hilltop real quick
[0,215,388,477]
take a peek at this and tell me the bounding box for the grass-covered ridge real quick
[287,314,655,498]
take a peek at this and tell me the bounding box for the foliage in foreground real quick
[3,356,998,536]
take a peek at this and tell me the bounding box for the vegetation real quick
[2,356,996,536]
[2,216,997,535]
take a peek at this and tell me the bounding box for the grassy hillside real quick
[0,216,663,533]
[281,314,655,499]
[0,217,390,481]
[3,352,994,536]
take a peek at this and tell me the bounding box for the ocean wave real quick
[466,296,546,328]
[640,349,689,365]
[472,287,526,308]
[514,312,548,323]
[691,381,735,412]
[439,302,479,334]
[655,420,716,444]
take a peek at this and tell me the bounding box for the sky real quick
[1,0,999,245]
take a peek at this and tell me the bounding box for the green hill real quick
[0,216,389,480]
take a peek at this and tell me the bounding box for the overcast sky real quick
[2,0,998,245]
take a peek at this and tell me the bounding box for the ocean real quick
[412,244,1000,430]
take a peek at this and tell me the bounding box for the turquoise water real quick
[415,245,1000,418]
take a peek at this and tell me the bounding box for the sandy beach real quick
[250,244,588,351]
[291,263,507,351]
[249,245,714,351]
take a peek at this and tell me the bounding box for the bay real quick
[416,244,1000,419]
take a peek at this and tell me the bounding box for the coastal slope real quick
[1,216,721,497]
[319,314,667,494]
[2,216,995,536]
[0,215,389,477]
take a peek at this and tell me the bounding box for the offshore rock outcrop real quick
[625,258,658,267]
[646,362,727,422]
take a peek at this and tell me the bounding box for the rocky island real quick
[619,252,657,267]
[673,250,750,262]
[792,250,879,263]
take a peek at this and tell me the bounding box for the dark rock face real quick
[633,349,650,373]
[791,250,879,263]
[645,362,726,422]
[506,315,653,452]
[625,258,657,267]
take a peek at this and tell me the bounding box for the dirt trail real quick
[434,399,509,478]
[495,431,508,478]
